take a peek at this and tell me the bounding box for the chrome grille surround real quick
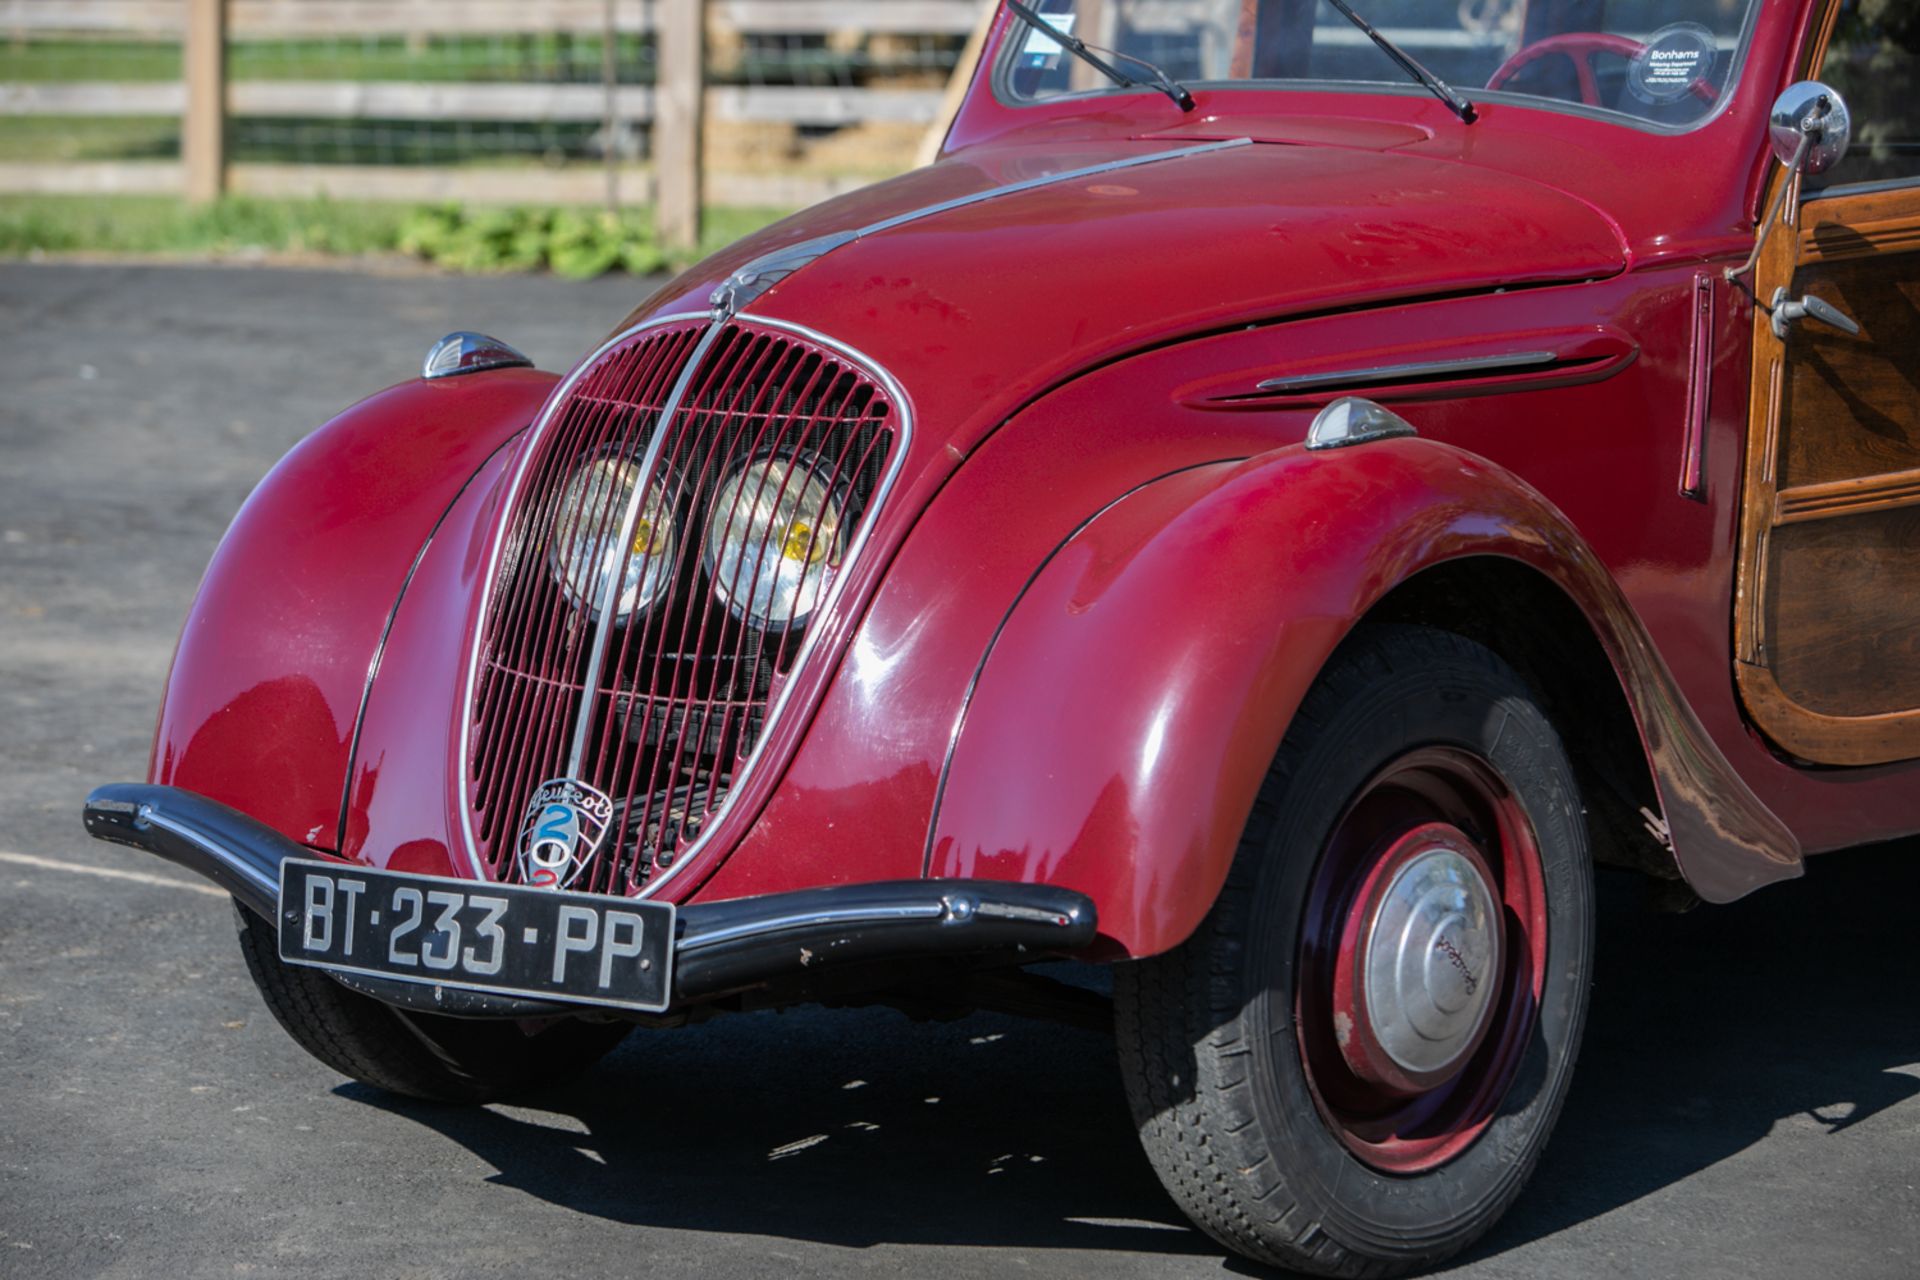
[458,313,910,899]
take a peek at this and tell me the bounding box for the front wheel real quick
[1116,624,1594,1276]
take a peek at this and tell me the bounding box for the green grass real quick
[0,194,788,276]
[0,35,929,85]
[0,116,605,167]
[394,202,787,277]
[0,194,413,257]
[0,39,179,82]
[0,117,181,163]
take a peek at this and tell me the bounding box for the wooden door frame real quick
[1733,1,1920,765]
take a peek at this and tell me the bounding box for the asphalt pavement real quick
[1,261,1916,1280]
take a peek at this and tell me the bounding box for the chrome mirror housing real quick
[1727,82,1853,283]
[1767,81,1851,176]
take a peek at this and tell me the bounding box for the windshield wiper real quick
[1322,0,1476,123]
[1006,1,1195,112]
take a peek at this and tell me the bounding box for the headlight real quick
[703,455,846,632]
[550,456,678,622]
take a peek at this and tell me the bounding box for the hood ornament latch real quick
[709,231,858,322]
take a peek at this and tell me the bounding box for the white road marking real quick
[0,850,226,898]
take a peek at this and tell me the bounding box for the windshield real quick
[1002,0,1765,130]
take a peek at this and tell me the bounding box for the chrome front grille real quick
[467,317,900,894]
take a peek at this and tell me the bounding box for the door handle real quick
[1770,287,1862,339]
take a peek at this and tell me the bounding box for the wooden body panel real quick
[1766,506,1920,717]
[1777,234,1920,489]
[1736,182,1920,764]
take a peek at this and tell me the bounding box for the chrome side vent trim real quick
[1257,350,1558,395]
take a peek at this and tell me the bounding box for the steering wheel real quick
[1485,32,1717,106]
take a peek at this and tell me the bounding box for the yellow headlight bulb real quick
[781,520,820,563]
[632,516,666,557]
[703,456,846,631]
[548,457,678,622]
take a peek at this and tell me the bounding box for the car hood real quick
[624,133,1627,456]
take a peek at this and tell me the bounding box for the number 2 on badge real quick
[536,804,571,843]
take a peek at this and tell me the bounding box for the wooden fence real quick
[0,2,985,36]
[0,0,998,246]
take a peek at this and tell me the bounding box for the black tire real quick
[234,905,631,1104]
[1115,624,1594,1276]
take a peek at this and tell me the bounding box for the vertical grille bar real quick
[465,319,900,893]
[468,322,706,859]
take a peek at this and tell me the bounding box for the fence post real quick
[183,0,226,203]
[655,0,705,252]
[604,0,621,213]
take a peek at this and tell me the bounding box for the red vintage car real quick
[83,0,1919,1272]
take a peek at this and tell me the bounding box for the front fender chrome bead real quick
[422,331,534,380]
[1305,396,1418,451]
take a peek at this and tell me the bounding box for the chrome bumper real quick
[82,783,1098,1016]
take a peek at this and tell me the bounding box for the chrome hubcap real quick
[1336,823,1504,1094]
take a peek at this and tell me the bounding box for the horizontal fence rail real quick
[0,81,947,126]
[0,159,873,206]
[0,1,985,37]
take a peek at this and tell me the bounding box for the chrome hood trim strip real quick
[709,137,1254,320]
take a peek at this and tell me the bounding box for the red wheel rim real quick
[1294,747,1549,1174]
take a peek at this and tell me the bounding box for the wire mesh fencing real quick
[0,18,183,177]
[0,1,983,211]
[224,28,659,172]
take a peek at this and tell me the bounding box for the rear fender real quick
[928,436,1799,957]
[150,369,557,850]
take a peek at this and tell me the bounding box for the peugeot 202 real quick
[84,0,1920,1271]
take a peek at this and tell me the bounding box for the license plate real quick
[276,859,675,1013]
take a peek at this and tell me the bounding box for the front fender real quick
[929,436,1799,957]
[150,368,557,850]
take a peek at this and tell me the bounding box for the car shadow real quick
[1458,837,1920,1266]
[340,975,1216,1256]
[347,840,1920,1267]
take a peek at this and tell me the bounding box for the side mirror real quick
[1767,81,1851,176]
[1727,82,1853,283]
